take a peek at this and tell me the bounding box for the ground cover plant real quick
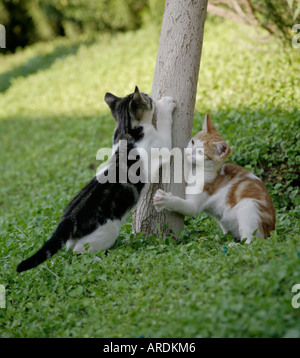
[0,18,299,337]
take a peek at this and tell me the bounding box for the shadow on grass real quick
[0,39,95,93]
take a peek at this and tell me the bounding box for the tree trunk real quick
[132,0,208,238]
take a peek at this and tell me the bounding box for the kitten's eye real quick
[191,140,194,145]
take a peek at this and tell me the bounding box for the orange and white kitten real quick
[153,114,275,243]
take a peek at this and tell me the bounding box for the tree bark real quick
[132,0,208,238]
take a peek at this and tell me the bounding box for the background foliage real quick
[0,0,299,52]
[0,0,165,52]
[208,0,300,44]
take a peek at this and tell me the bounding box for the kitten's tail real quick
[16,219,73,273]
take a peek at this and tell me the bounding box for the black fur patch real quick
[16,88,151,273]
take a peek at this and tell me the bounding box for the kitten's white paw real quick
[185,148,193,164]
[153,189,173,212]
[157,96,176,113]
[228,242,240,248]
[93,255,102,262]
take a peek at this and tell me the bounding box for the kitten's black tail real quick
[16,219,73,273]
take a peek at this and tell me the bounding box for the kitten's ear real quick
[202,114,217,133]
[214,141,231,158]
[104,92,119,109]
[132,86,147,105]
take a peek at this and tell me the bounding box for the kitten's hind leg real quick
[236,199,261,244]
[66,238,77,250]
[239,228,254,244]
[93,250,109,262]
[219,222,228,235]
[73,220,120,254]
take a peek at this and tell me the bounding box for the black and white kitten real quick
[17,86,175,272]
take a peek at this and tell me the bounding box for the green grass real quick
[0,18,300,338]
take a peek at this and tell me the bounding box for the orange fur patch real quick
[225,168,275,238]
[192,115,276,239]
